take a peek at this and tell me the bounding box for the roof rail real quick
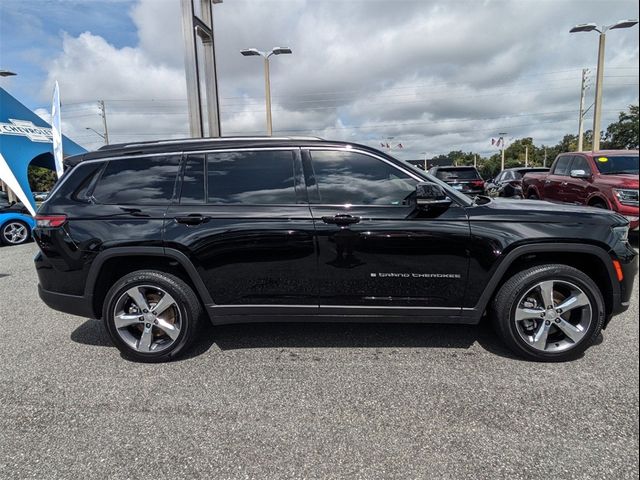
[97,135,324,151]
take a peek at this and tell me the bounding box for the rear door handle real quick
[175,214,208,226]
[321,214,361,226]
[561,182,568,186]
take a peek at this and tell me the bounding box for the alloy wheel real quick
[514,280,592,353]
[112,285,182,353]
[2,222,28,244]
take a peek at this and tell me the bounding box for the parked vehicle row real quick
[485,167,549,198]
[33,136,636,363]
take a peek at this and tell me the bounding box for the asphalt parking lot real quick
[0,241,638,480]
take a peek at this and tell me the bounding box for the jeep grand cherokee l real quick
[33,137,637,362]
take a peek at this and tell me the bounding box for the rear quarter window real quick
[92,155,181,205]
[46,162,104,204]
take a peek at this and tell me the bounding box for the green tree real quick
[28,166,57,192]
[603,105,639,149]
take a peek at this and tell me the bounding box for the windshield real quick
[435,168,480,180]
[594,155,638,175]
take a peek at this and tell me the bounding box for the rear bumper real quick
[38,284,94,319]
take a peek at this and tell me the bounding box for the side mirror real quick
[415,182,452,210]
[570,169,591,179]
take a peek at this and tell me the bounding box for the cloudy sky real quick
[1,0,638,159]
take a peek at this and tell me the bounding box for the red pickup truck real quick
[523,150,639,230]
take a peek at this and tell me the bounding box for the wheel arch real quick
[587,193,610,208]
[524,184,540,198]
[471,243,619,323]
[86,247,213,319]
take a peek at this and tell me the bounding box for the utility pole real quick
[474,153,477,168]
[543,147,547,167]
[577,68,589,151]
[525,145,529,167]
[98,100,110,145]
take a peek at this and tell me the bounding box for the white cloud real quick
[37,0,639,157]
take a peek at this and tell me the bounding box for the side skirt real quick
[205,305,481,326]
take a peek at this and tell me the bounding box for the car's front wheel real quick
[1,220,31,245]
[103,270,204,362]
[492,264,605,361]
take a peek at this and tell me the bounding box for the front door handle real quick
[321,214,361,226]
[561,182,568,186]
[175,214,208,226]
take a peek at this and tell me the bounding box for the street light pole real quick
[241,47,292,136]
[419,151,428,171]
[263,56,273,135]
[499,132,507,171]
[85,127,106,145]
[570,19,638,151]
[592,31,606,151]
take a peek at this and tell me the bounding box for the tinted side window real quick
[552,156,573,176]
[570,156,590,173]
[309,150,417,205]
[93,155,180,205]
[207,150,296,204]
[180,155,205,204]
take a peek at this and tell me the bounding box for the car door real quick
[563,155,592,205]
[164,148,317,314]
[543,155,572,202]
[302,147,470,316]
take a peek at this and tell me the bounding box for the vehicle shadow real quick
[70,317,525,361]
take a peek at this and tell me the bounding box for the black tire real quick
[590,200,607,209]
[491,264,605,362]
[526,191,539,200]
[103,270,204,362]
[0,220,31,245]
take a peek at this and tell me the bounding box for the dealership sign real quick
[0,118,53,143]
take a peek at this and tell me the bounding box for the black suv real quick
[428,166,485,196]
[34,137,637,362]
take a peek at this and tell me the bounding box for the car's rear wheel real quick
[1,220,30,245]
[526,191,539,200]
[492,264,604,361]
[103,270,204,362]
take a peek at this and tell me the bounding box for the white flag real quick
[51,81,64,178]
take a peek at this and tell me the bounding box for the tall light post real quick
[85,127,107,144]
[498,132,507,171]
[241,47,292,135]
[419,151,428,171]
[570,19,638,151]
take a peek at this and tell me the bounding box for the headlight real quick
[613,188,639,206]
[612,225,629,243]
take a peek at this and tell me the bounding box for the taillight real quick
[36,215,67,227]
[472,180,485,187]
